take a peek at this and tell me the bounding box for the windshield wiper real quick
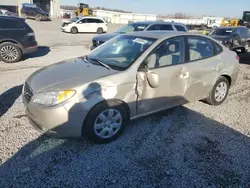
[89,58,111,70]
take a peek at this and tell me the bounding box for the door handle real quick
[178,72,189,79]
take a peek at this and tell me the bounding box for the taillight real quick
[236,55,240,61]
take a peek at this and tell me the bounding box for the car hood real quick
[211,35,232,41]
[93,33,120,42]
[26,57,118,93]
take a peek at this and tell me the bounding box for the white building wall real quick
[93,10,157,24]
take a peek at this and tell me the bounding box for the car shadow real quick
[24,46,50,60]
[1,95,250,187]
[238,51,250,65]
[0,85,23,118]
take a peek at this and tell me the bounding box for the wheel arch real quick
[81,98,131,135]
[0,39,24,53]
[220,74,232,87]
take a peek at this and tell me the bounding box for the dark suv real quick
[210,26,249,53]
[0,16,38,63]
[21,5,50,21]
[91,21,188,50]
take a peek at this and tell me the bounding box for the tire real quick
[71,27,78,34]
[0,42,22,63]
[83,101,128,144]
[205,76,230,106]
[35,15,41,21]
[21,13,27,19]
[97,27,103,34]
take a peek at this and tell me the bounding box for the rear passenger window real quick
[188,37,214,61]
[0,18,24,29]
[86,19,100,23]
[147,24,174,31]
[96,19,104,23]
[174,25,186,32]
[212,41,223,54]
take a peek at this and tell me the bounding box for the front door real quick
[77,18,89,32]
[136,37,189,115]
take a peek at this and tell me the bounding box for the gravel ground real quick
[0,19,250,188]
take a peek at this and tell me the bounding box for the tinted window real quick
[212,40,223,54]
[188,37,213,61]
[86,19,99,23]
[116,23,148,33]
[95,19,104,23]
[147,24,174,31]
[146,37,185,69]
[174,25,186,32]
[239,28,249,37]
[213,28,235,36]
[0,18,24,29]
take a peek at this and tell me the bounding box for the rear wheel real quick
[83,101,128,144]
[97,27,103,34]
[0,42,22,63]
[21,13,27,19]
[205,76,230,106]
[71,27,78,34]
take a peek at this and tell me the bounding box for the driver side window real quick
[145,37,185,69]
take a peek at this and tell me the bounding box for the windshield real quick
[116,23,148,33]
[88,35,156,70]
[213,28,235,36]
[69,17,80,22]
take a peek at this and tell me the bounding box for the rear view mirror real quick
[146,71,159,88]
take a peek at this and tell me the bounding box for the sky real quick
[60,0,250,18]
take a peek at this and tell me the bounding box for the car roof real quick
[123,31,206,39]
[129,21,186,26]
[216,26,247,29]
[0,15,22,19]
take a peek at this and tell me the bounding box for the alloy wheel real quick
[94,109,123,139]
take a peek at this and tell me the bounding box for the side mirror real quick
[78,21,82,24]
[146,71,159,88]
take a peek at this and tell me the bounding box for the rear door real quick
[86,18,99,32]
[0,18,27,47]
[183,36,222,101]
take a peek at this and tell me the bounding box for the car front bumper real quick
[23,44,38,54]
[23,96,88,138]
[61,27,71,33]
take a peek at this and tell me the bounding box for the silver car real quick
[23,31,239,143]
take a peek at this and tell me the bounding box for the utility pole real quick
[17,0,21,17]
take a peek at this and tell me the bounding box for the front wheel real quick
[35,15,41,21]
[0,42,22,63]
[71,27,78,34]
[205,76,230,106]
[83,101,128,144]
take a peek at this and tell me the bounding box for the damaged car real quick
[210,26,249,53]
[23,32,239,143]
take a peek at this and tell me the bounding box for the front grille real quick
[24,83,34,104]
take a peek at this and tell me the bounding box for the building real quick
[0,0,60,17]
[93,9,157,24]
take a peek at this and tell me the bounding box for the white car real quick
[61,16,107,34]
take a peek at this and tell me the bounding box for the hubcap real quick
[215,82,227,102]
[0,46,18,62]
[94,109,122,139]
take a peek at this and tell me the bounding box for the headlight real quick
[33,90,76,106]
